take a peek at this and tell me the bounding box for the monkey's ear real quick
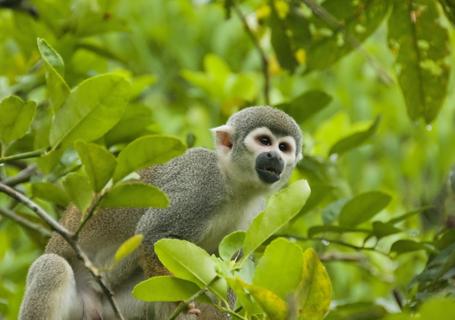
[211,125,234,152]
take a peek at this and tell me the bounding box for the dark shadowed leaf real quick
[31,182,69,207]
[326,302,388,320]
[269,1,298,72]
[390,239,431,255]
[339,191,391,227]
[276,90,332,123]
[305,0,390,71]
[388,0,451,123]
[329,117,380,156]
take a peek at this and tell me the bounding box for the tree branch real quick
[2,165,37,187]
[232,2,271,105]
[0,182,126,320]
[0,206,51,237]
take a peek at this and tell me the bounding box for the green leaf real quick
[326,302,388,320]
[269,1,298,72]
[253,238,303,299]
[49,73,131,148]
[305,0,390,71]
[388,0,451,123]
[371,221,401,239]
[104,104,154,145]
[0,96,36,145]
[243,180,311,258]
[113,135,186,182]
[74,141,116,192]
[297,248,332,320]
[276,90,332,123]
[440,0,455,26]
[31,182,70,207]
[419,298,455,320]
[339,191,391,227]
[132,276,200,302]
[37,38,70,112]
[154,239,228,298]
[218,231,245,261]
[247,283,288,320]
[390,239,430,254]
[62,172,93,213]
[329,117,380,156]
[114,234,143,263]
[100,181,168,208]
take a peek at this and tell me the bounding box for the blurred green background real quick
[1,0,455,319]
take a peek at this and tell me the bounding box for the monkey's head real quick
[212,106,302,191]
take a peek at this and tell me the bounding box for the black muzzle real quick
[255,151,284,184]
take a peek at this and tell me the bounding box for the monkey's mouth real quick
[256,167,281,183]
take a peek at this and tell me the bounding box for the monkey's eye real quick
[279,142,290,152]
[257,135,272,146]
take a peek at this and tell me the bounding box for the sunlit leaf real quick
[219,231,245,261]
[113,135,186,182]
[133,276,200,302]
[100,181,168,208]
[154,239,228,298]
[243,180,311,258]
[114,234,143,262]
[253,238,302,298]
[296,248,332,320]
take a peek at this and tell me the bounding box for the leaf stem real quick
[0,149,49,164]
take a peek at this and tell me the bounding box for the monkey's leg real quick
[19,253,83,320]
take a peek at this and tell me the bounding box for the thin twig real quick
[0,206,51,237]
[0,182,126,320]
[3,165,37,187]
[0,149,48,164]
[75,192,105,238]
[301,0,394,85]
[232,2,271,105]
[282,234,390,257]
[167,277,219,320]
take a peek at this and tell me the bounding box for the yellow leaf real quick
[114,234,144,262]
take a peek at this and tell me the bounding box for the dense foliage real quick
[1,0,455,319]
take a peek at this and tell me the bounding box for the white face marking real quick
[244,127,297,166]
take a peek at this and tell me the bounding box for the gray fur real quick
[19,106,302,320]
